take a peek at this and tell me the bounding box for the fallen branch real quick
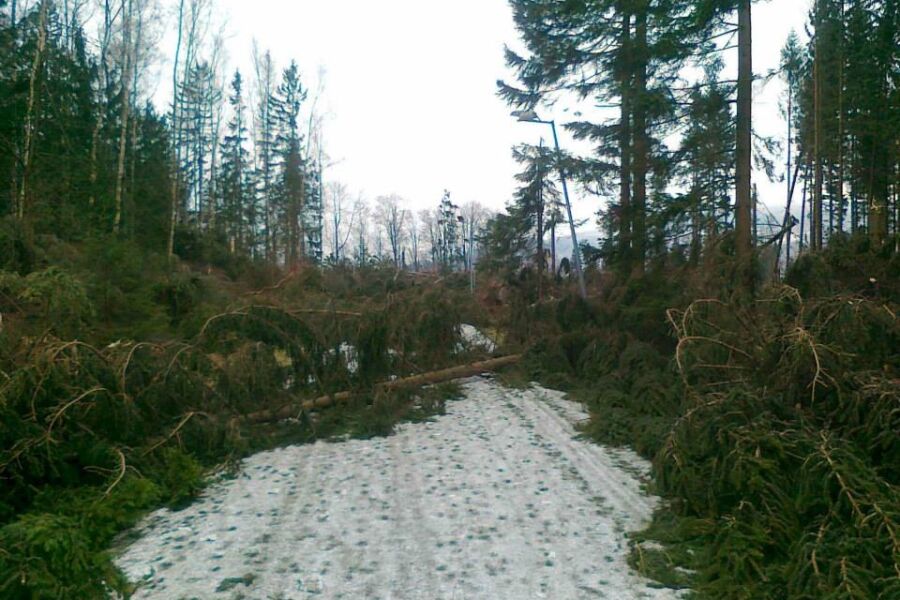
[102,448,127,497]
[243,354,522,423]
[46,386,107,440]
[142,411,206,456]
[119,341,161,396]
[287,308,363,317]
[244,270,298,296]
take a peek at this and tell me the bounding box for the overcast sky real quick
[154,0,813,227]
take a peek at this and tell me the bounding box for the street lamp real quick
[512,110,587,299]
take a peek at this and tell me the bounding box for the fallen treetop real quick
[243,354,522,424]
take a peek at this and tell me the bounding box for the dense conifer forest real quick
[0,0,897,598]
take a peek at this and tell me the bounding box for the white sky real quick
[153,0,813,227]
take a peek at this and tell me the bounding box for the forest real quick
[0,0,898,598]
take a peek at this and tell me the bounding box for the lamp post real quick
[512,109,587,299]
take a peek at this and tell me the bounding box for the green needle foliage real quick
[515,240,898,599]
[657,281,899,598]
[0,239,482,598]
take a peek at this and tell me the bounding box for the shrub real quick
[0,217,36,274]
[0,267,93,336]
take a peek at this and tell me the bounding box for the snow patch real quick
[338,342,358,374]
[115,378,684,599]
[457,324,497,353]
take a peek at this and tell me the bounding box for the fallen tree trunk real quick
[243,354,522,424]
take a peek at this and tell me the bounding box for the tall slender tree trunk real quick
[209,106,221,232]
[735,0,754,272]
[836,0,845,233]
[550,218,557,276]
[799,165,809,254]
[88,116,104,209]
[780,83,793,269]
[63,0,69,50]
[812,14,824,251]
[236,103,246,253]
[113,0,134,234]
[6,0,17,214]
[537,141,545,299]
[17,0,49,222]
[168,0,186,259]
[752,183,759,245]
[128,111,138,237]
[631,6,648,277]
[618,9,632,269]
[828,168,835,236]
[850,137,858,232]
[126,5,143,237]
[778,165,800,274]
[690,175,701,264]
[297,169,305,264]
[894,171,900,246]
[869,163,888,246]
[90,1,115,210]
[260,71,274,261]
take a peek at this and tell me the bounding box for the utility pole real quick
[549,120,588,299]
[512,110,587,299]
[537,138,544,302]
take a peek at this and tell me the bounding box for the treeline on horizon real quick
[2,1,896,283]
[0,0,498,275]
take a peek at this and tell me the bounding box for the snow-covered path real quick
[116,378,681,599]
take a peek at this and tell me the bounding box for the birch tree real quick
[16,0,48,221]
[113,0,134,233]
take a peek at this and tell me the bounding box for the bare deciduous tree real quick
[419,208,439,270]
[325,181,356,261]
[408,210,419,271]
[375,194,408,267]
[459,201,490,272]
[352,195,370,265]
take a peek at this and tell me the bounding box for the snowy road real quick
[116,378,682,599]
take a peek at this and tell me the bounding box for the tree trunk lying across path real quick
[243,354,522,424]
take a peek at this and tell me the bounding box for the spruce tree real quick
[500,0,697,274]
[270,60,307,267]
[220,70,252,255]
[677,63,735,263]
[511,141,560,289]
